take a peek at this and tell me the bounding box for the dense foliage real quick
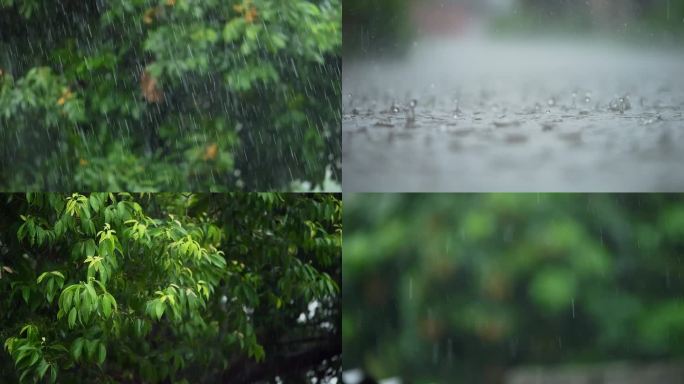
[344,194,684,383]
[0,0,341,191]
[0,193,341,383]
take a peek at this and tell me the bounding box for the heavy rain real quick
[0,0,341,191]
[343,0,684,192]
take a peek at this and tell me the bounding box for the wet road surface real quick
[343,38,684,191]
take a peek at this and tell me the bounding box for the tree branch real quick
[224,336,341,383]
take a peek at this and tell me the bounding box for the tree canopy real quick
[0,0,341,191]
[344,194,684,383]
[0,192,341,383]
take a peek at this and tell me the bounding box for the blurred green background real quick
[343,194,684,383]
[343,0,412,56]
[343,0,684,56]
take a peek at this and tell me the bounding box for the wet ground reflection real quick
[343,38,684,192]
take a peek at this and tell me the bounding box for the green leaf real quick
[85,239,97,257]
[50,364,57,383]
[85,282,97,302]
[298,2,321,16]
[223,18,246,42]
[89,194,101,212]
[37,272,49,284]
[46,278,55,303]
[59,286,74,312]
[71,338,84,361]
[15,347,36,368]
[28,349,42,367]
[68,307,77,328]
[20,324,37,340]
[84,339,98,360]
[154,300,165,320]
[19,368,31,383]
[4,338,16,353]
[97,343,106,365]
[21,287,30,304]
[101,294,112,318]
[51,271,65,280]
[37,359,50,379]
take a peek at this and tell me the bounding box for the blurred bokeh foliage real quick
[343,0,411,56]
[344,194,684,383]
[0,0,340,191]
[493,0,684,43]
[343,0,684,57]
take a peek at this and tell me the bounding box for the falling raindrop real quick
[509,338,519,358]
[666,269,671,288]
[432,342,439,365]
[571,298,575,318]
[447,338,454,364]
[667,0,671,21]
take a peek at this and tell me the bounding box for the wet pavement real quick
[343,38,684,191]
